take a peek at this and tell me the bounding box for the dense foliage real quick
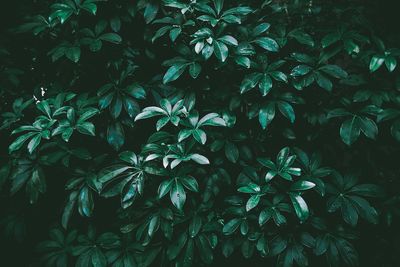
[1,0,400,266]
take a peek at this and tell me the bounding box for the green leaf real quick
[189,62,201,78]
[199,113,226,127]
[193,129,207,145]
[98,166,130,183]
[252,23,271,36]
[196,234,214,264]
[76,122,95,136]
[321,32,340,48]
[315,72,333,91]
[349,184,384,197]
[110,97,122,119]
[218,35,238,46]
[135,106,166,121]
[327,108,351,119]
[158,179,173,198]
[279,172,293,181]
[170,179,186,210]
[163,63,189,84]
[359,117,378,139]
[342,197,358,226]
[314,235,329,255]
[336,238,359,266]
[265,170,277,182]
[289,29,314,46]
[246,194,261,211]
[62,191,78,229]
[110,17,121,32]
[81,2,97,15]
[148,215,160,236]
[259,103,275,129]
[91,249,106,267]
[225,141,239,163]
[99,92,114,109]
[183,239,194,266]
[235,56,251,68]
[143,2,159,23]
[107,122,125,150]
[119,151,138,165]
[189,215,202,238]
[257,158,276,169]
[238,183,260,193]
[277,147,290,167]
[9,132,37,153]
[169,27,182,42]
[181,176,199,192]
[289,193,309,222]
[167,232,187,260]
[291,180,315,191]
[124,98,140,118]
[37,100,52,117]
[189,153,210,165]
[223,218,241,235]
[259,209,272,225]
[270,71,288,83]
[121,180,138,208]
[27,133,41,154]
[152,26,171,42]
[277,101,295,123]
[214,0,224,14]
[241,239,252,258]
[78,187,94,217]
[319,65,348,78]
[385,56,397,72]
[270,236,288,255]
[89,39,102,51]
[369,55,384,72]
[126,84,146,99]
[65,47,81,63]
[254,37,279,52]
[259,75,272,96]
[291,65,312,76]
[156,117,170,131]
[201,44,214,59]
[78,108,99,122]
[349,196,378,224]
[340,116,361,145]
[214,41,229,62]
[240,73,263,94]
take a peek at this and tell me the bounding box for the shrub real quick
[1,0,399,266]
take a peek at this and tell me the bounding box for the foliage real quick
[1,0,400,266]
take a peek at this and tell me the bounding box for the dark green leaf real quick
[170,179,186,210]
[254,37,279,52]
[289,193,310,222]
